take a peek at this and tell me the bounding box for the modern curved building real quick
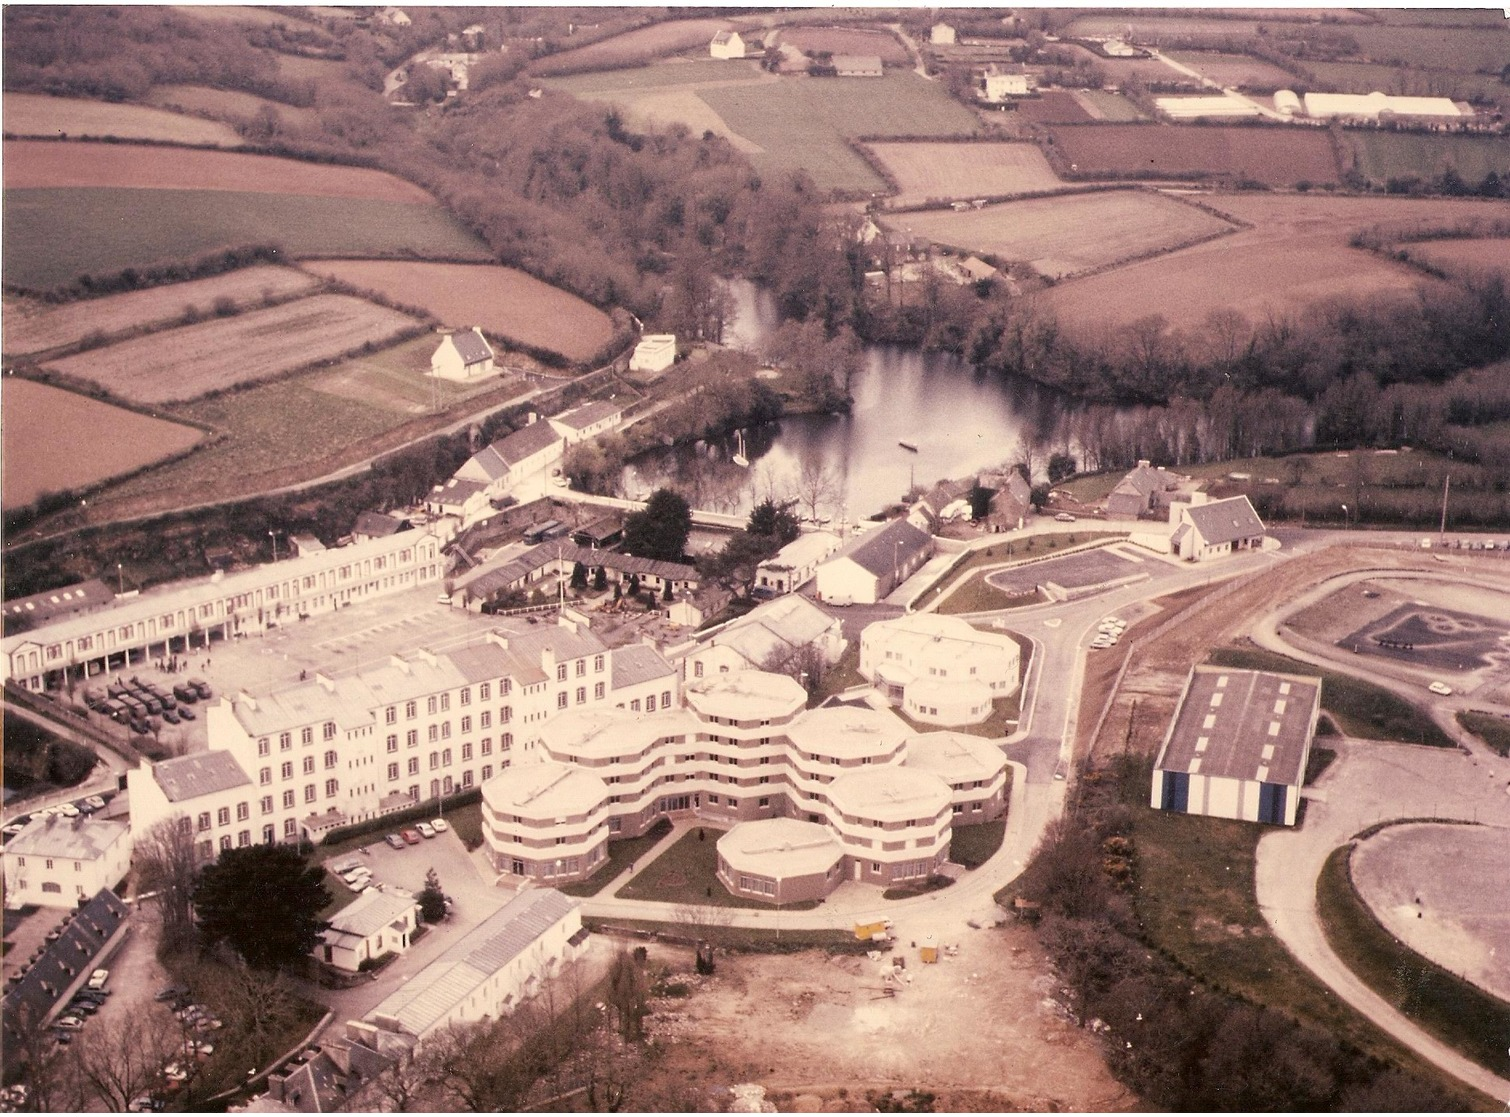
[858,613,1021,726]
[480,671,1009,901]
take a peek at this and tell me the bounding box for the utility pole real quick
[1438,473,1450,545]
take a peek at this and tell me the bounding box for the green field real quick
[1206,647,1454,748]
[1457,710,1510,756]
[1075,89,1146,121]
[1300,60,1508,105]
[2,187,491,292]
[1318,843,1510,1076]
[1346,23,1510,76]
[1348,132,1510,187]
[543,58,760,95]
[616,825,822,910]
[698,73,981,194]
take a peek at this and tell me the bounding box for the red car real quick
[401,828,422,845]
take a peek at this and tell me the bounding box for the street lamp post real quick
[1340,503,1348,530]
[116,563,124,593]
[268,530,281,562]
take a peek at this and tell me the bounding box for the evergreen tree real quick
[193,846,331,969]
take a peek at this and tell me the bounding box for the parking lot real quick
[319,826,504,928]
[985,544,1151,595]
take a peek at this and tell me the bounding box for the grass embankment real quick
[583,916,866,954]
[559,819,673,897]
[1123,767,1488,1106]
[915,531,1123,614]
[1317,843,1510,1076]
[948,818,1006,869]
[1456,710,1510,757]
[618,826,822,911]
[808,643,864,707]
[1207,646,1453,747]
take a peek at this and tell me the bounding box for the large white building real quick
[755,530,841,595]
[3,816,131,908]
[451,418,565,502]
[628,334,676,374]
[202,614,678,843]
[4,530,444,691]
[128,750,264,858]
[681,594,846,680]
[815,519,933,605]
[1299,91,1465,121]
[1151,666,1320,827]
[859,613,1021,726]
[481,670,1008,898]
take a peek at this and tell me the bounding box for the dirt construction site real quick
[639,925,1132,1113]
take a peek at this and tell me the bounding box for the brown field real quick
[1048,124,1339,186]
[3,266,322,356]
[3,140,434,204]
[1,93,242,147]
[1404,238,1510,279]
[143,85,320,132]
[1164,51,1300,91]
[1040,194,1510,338]
[1015,90,1095,125]
[778,25,910,64]
[1,379,204,507]
[871,142,1062,205]
[301,260,615,363]
[893,190,1234,278]
[1061,44,1188,84]
[43,293,422,404]
[531,18,734,75]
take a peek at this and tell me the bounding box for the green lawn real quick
[1349,132,1510,187]
[1456,710,1510,757]
[1317,843,1510,1076]
[699,73,981,194]
[915,532,1123,613]
[1075,89,1146,121]
[558,818,673,897]
[2,187,491,293]
[808,642,864,706]
[948,818,1006,868]
[617,825,821,910]
[1206,647,1454,748]
[1346,22,1510,75]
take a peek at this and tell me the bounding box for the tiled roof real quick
[493,422,562,467]
[449,328,493,366]
[153,751,251,802]
[365,889,577,1037]
[553,400,621,430]
[326,890,418,939]
[1184,495,1264,546]
[4,579,113,626]
[1155,666,1319,786]
[352,511,402,538]
[432,477,488,504]
[1,890,128,1052]
[610,644,675,689]
[5,816,128,861]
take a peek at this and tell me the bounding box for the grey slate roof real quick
[352,511,402,539]
[5,816,128,861]
[493,422,563,467]
[432,477,488,504]
[553,400,621,431]
[153,750,252,802]
[833,518,932,579]
[1184,495,1264,546]
[611,643,676,690]
[1155,666,1318,787]
[2,890,128,1056]
[365,889,578,1037]
[4,579,113,627]
[450,328,493,366]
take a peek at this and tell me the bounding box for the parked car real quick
[416,822,435,839]
[161,707,181,725]
[1428,681,1453,696]
[341,868,371,886]
[188,678,212,700]
[177,705,196,721]
[87,968,110,991]
[431,818,449,833]
[173,683,199,703]
[54,1016,85,1030]
[401,829,421,845]
[128,1095,163,1111]
[384,833,406,850]
[67,999,100,1015]
[84,795,106,810]
[1054,512,1077,522]
[154,984,189,1003]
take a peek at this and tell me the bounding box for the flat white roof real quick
[482,760,606,819]
[717,818,842,878]
[786,705,910,759]
[685,671,807,722]
[829,768,951,822]
[903,731,1006,785]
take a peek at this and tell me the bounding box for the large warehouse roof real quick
[1155,666,1320,788]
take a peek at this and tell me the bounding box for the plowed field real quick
[1404,238,1510,279]
[3,140,434,204]
[532,18,734,75]
[778,26,909,63]
[44,293,421,404]
[4,266,321,356]
[1041,193,1510,338]
[2,380,204,507]
[869,142,1062,206]
[302,260,615,364]
[2,93,242,147]
[892,190,1234,278]
[1048,124,1339,186]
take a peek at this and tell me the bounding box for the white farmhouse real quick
[930,22,956,45]
[3,816,131,909]
[317,890,421,973]
[983,66,1032,102]
[430,328,496,382]
[710,30,748,59]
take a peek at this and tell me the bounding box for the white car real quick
[1428,681,1453,696]
[87,968,109,991]
[341,868,371,886]
[416,822,436,839]
[58,803,81,818]
[430,818,449,833]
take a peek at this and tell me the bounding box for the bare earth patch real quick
[1,92,242,147]
[1404,238,1510,279]
[3,265,321,356]
[893,190,1234,279]
[869,142,1063,206]
[302,260,614,364]
[3,139,435,204]
[43,293,422,404]
[2,379,204,507]
[1048,124,1339,186]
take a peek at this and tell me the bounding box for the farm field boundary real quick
[42,293,425,405]
[1,92,243,147]
[863,140,1064,206]
[2,187,491,294]
[530,17,735,76]
[3,264,323,358]
[302,260,616,365]
[2,139,436,204]
[1045,123,1341,187]
[2,379,207,509]
[1344,132,1510,190]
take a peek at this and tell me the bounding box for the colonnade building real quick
[480,671,1009,901]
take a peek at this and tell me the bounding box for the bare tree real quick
[72,1006,180,1111]
[759,641,828,697]
[794,451,839,521]
[135,817,198,957]
[671,901,735,951]
[605,950,650,1041]
[10,1003,88,1114]
[368,1045,429,1113]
